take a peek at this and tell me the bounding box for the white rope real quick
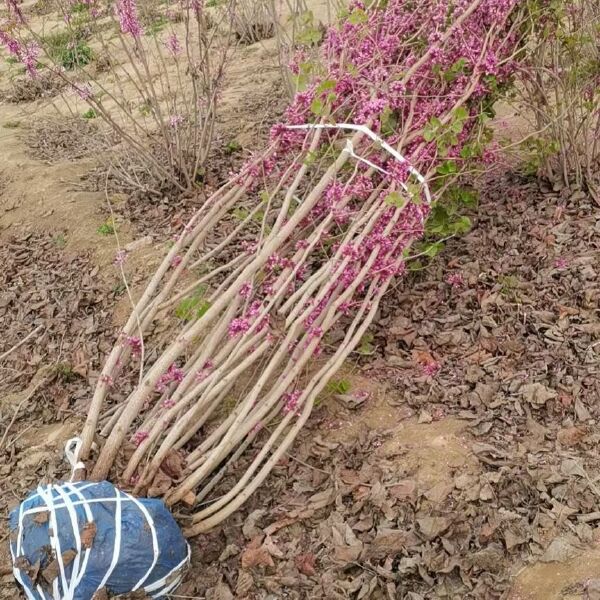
[36,485,66,599]
[123,490,160,591]
[144,548,191,595]
[285,122,433,204]
[11,501,37,600]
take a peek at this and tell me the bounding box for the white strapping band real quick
[284,122,432,204]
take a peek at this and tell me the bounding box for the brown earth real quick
[1,2,600,600]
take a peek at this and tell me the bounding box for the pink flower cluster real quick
[132,430,149,446]
[156,363,185,392]
[0,30,39,78]
[218,0,521,415]
[165,32,182,56]
[283,390,302,414]
[116,0,143,38]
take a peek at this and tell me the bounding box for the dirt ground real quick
[1,1,600,599]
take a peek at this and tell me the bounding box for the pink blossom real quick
[5,0,25,23]
[195,360,213,382]
[0,31,39,78]
[100,374,114,386]
[156,363,185,392]
[114,249,128,265]
[116,0,143,38]
[283,390,302,414]
[446,272,465,288]
[554,257,568,270]
[239,282,253,299]
[165,32,182,55]
[132,431,149,446]
[241,241,258,254]
[72,83,93,100]
[421,361,441,377]
[228,317,250,338]
[125,335,142,355]
[169,114,184,128]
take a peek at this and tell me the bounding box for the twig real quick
[0,325,43,363]
[0,369,52,451]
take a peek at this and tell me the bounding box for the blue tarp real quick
[9,481,189,599]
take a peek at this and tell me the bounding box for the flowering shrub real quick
[517,0,599,196]
[0,0,235,194]
[81,0,527,534]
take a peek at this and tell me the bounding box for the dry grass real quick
[25,117,115,163]
[0,71,66,104]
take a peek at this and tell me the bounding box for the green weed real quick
[175,286,211,321]
[53,233,67,248]
[225,140,242,155]
[326,378,352,395]
[55,362,76,382]
[97,221,115,235]
[43,30,92,69]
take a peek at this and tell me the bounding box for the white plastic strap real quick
[95,486,122,592]
[11,501,37,600]
[53,485,82,600]
[123,490,160,591]
[343,139,390,177]
[285,122,432,204]
[36,485,66,599]
[144,547,191,595]
[64,438,85,482]
[63,483,94,591]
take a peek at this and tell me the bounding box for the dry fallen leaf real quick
[80,522,97,549]
[520,382,557,406]
[295,553,317,576]
[417,517,450,540]
[160,450,184,480]
[42,549,77,584]
[240,545,275,569]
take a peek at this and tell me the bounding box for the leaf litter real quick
[172,174,600,600]
[1,172,599,600]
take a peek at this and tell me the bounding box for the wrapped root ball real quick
[9,481,190,599]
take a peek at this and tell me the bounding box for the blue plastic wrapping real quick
[9,480,190,600]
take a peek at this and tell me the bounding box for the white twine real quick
[12,439,190,600]
[284,122,433,204]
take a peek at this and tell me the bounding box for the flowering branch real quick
[81,0,527,532]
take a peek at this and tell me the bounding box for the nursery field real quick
[0,0,599,598]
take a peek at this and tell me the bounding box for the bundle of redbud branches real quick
[81,0,525,535]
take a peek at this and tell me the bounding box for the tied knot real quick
[65,437,85,482]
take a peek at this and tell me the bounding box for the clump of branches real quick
[0,0,236,195]
[80,0,527,535]
[517,0,600,197]
[0,69,66,103]
[229,0,274,44]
